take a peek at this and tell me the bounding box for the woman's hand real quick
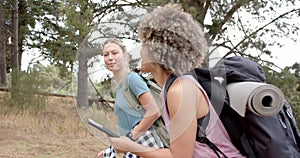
[96,150,104,158]
[109,136,134,152]
[109,136,159,157]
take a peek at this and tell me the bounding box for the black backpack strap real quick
[196,112,228,158]
[163,74,177,114]
[164,73,228,158]
[282,100,300,150]
[198,136,228,158]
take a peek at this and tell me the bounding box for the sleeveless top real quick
[161,75,245,158]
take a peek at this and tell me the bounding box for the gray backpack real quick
[122,73,169,147]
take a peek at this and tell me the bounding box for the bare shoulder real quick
[166,78,200,110]
[168,77,199,95]
[167,77,209,119]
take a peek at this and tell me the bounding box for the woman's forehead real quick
[103,43,122,52]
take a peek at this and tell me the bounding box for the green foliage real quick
[7,70,46,113]
[29,64,73,94]
[264,65,300,127]
[4,64,75,113]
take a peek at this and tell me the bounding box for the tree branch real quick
[200,0,211,23]
[93,1,145,17]
[223,8,300,57]
[209,0,251,40]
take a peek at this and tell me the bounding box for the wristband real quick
[126,131,135,141]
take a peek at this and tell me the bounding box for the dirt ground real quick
[0,93,108,158]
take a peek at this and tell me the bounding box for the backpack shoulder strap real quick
[283,100,300,150]
[122,73,145,115]
[163,74,177,114]
[164,73,211,128]
[123,73,170,147]
[164,73,229,158]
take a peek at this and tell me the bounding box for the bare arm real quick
[164,78,199,158]
[131,92,161,140]
[110,78,209,158]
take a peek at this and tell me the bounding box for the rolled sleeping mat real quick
[226,82,284,117]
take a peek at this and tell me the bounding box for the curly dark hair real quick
[138,4,208,75]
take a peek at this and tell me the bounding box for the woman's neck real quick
[113,67,130,85]
[151,69,171,88]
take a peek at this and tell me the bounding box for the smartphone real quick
[87,118,119,137]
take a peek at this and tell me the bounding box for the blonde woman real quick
[107,4,244,158]
[97,38,164,158]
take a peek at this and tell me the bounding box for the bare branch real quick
[93,1,146,17]
[209,0,251,40]
[201,0,211,23]
[223,8,300,57]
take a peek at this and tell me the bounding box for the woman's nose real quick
[108,53,113,59]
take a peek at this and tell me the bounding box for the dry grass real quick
[0,91,111,158]
[1,95,87,137]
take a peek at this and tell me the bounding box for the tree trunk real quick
[18,45,22,70]
[77,48,89,108]
[0,0,6,86]
[11,0,19,99]
[12,0,19,70]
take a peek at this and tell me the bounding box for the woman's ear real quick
[124,52,129,62]
[123,52,130,67]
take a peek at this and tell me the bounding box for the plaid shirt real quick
[103,130,164,158]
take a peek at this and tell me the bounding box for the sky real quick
[21,2,300,72]
[268,40,300,69]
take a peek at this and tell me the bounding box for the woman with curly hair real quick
[108,4,244,158]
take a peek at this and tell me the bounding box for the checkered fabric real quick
[103,130,164,158]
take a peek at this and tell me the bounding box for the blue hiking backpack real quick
[164,56,300,158]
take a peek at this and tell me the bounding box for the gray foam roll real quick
[226,82,284,117]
